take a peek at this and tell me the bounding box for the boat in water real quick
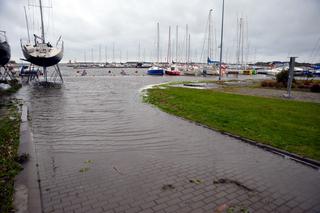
[165,64,181,75]
[0,31,10,67]
[183,64,201,76]
[201,10,219,75]
[147,66,164,75]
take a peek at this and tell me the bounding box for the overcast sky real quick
[1,0,320,63]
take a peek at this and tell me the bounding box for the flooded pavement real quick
[17,67,320,213]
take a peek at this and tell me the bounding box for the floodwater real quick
[16,66,320,213]
[17,66,266,155]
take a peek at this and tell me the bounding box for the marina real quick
[0,0,320,212]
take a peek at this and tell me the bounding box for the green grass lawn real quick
[0,102,22,213]
[145,86,320,160]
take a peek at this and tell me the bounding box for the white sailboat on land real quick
[21,0,64,83]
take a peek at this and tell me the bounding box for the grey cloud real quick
[1,0,319,63]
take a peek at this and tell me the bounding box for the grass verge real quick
[145,86,320,160]
[0,101,22,213]
[0,79,22,96]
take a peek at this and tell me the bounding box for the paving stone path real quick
[21,74,320,213]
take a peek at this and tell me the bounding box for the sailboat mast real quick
[105,45,107,63]
[185,24,188,64]
[167,26,171,63]
[188,34,191,63]
[112,42,115,63]
[176,25,178,62]
[24,6,31,43]
[138,40,141,62]
[208,9,213,61]
[39,0,45,43]
[240,18,244,68]
[218,0,225,81]
[157,22,160,63]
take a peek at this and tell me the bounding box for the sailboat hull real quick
[0,41,11,66]
[22,45,63,67]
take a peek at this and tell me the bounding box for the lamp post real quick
[218,0,225,81]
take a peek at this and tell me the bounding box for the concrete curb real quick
[14,104,43,213]
[221,131,320,170]
[190,120,320,170]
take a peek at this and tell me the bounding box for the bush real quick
[310,84,320,93]
[276,70,296,86]
[276,70,288,85]
[261,80,283,88]
[261,80,275,87]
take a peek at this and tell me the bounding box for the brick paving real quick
[24,76,320,213]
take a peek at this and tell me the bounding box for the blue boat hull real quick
[147,69,164,75]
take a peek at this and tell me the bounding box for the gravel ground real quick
[218,87,320,103]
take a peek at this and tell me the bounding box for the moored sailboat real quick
[148,22,164,76]
[201,9,219,75]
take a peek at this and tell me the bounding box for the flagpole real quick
[218,0,225,80]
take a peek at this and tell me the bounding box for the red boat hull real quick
[165,70,181,75]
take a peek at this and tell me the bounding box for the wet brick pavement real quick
[20,75,320,213]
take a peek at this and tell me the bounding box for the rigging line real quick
[199,14,209,63]
[313,45,320,63]
[309,37,320,59]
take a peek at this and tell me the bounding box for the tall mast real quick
[167,26,171,63]
[112,42,115,63]
[39,0,45,43]
[185,24,188,64]
[126,49,129,62]
[240,17,244,68]
[176,25,178,62]
[138,40,141,62]
[236,17,240,66]
[99,44,101,62]
[208,9,213,60]
[91,48,94,63]
[105,45,107,63]
[157,22,160,63]
[218,0,225,81]
[24,6,31,43]
[188,34,191,63]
